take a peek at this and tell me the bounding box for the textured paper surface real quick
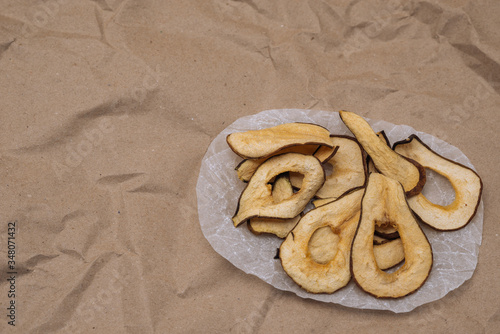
[1,0,499,332]
[197,109,483,313]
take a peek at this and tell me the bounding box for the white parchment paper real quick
[196,109,483,313]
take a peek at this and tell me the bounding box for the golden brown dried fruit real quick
[248,173,301,238]
[315,136,368,199]
[290,136,367,199]
[235,145,319,182]
[312,197,335,208]
[374,224,399,240]
[307,221,404,271]
[236,144,337,182]
[373,234,389,245]
[280,188,364,294]
[309,198,404,271]
[232,153,325,227]
[351,173,433,298]
[367,131,390,173]
[227,123,332,159]
[313,144,339,163]
[393,135,483,231]
[339,110,426,197]
[373,238,405,270]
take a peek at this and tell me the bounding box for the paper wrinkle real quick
[30,251,119,334]
[429,5,500,94]
[90,0,116,12]
[24,254,60,269]
[97,173,147,186]
[0,39,16,59]
[11,91,152,154]
[450,43,500,95]
[411,1,444,25]
[197,109,483,313]
[305,0,342,36]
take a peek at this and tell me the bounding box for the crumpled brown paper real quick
[197,109,483,313]
[1,0,498,331]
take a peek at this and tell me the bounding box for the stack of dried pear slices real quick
[226,111,482,299]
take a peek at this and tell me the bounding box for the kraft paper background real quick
[0,1,498,333]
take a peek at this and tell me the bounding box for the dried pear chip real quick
[373,234,389,245]
[364,132,400,240]
[367,131,390,173]
[302,189,404,290]
[393,134,483,231]
[339,110,426,197]
[373,238,405,270]
[351,173,433,299]
[374,224,399,240]
[307,229,404,271]
[312,197,335,208]
[315,135,368,199]
[288,172,303,189]
[248,173,301,238]
[307,226,341,265]
[236,144,337,182]
[306,221,404,274]
[313,144,339,163]
[280,188,364,294]
[236,145,318,182]
[232,153,325,227]
[227,123,333,159]
[290,136,367,198]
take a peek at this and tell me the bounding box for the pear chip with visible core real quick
[289,135,367,200]
[232,153,325,227]
[393,134,483,231]
[315,135,368,199]
[280,188,364,294]
[351,173,433,298]
[373,238,405,270]
[236,143,338,182]
[248,173,301,238]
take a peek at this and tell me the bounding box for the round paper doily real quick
[196,109,483,313]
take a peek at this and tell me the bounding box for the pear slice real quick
[307,221,404,272]
[351,173,433,298]
[315,135,368,199]
[302,201,404,274]
[289,136,368,199]
[374,224,399,240]
[227,123,333,159]
[232,153,325,227]
[363,130,399,239]
[313,143,339,163]
[373,234,390,245]
[280,188,365,294]
[367,131,390,173]
[312,197,336,208]
[248,173,301,238]
[393,134,483,231]
[373,238,405,270]
[339,110,426,197]
[307,191,404,280]
[236,144,337,182]
[235,144,319,182]
[307,229,404,271]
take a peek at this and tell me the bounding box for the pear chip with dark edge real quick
[351,173,433,299]
[393,134,483,231]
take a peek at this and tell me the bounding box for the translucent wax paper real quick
[196,109,483,313]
